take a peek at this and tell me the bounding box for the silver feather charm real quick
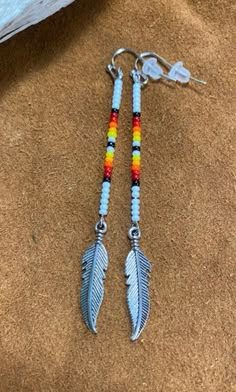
[125,226,151,341]
[80,220,108,333]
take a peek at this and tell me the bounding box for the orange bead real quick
[104,158,113,166]
[132,165,140,171]
[133,126,141,132]
[104,162,113,168]
[109,121,117,128]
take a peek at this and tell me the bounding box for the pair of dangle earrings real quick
[80,48,206,341]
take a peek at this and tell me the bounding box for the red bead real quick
[110,113,118,122]
[133,117,141,127]
[132,170,140,180]
[104,167,112,177]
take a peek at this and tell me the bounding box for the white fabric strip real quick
[0,0,74,42]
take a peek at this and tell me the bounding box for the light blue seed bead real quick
[132,186,140,192]
[103,187,110,194]
[100,200,107,207]
[101,190,109,198]
[103,181,110,187]
[102,182,110,188]
[99,207,107,215]
[132,187,140,193]
[101,197,109,204]
[133,102,141,113]
[132,150,141,156]
[101,191,110,198]
[102,181,110,188]
[112,103,119,110]
[102,189,110,195]
[131,212,139,218]
[131,209,140,215]
[101,195,109,202]
[100,205,108,212]
[132,198,140,205]
[107,146,115,153]
[101,198,108,204]
[100,204,107,211]
[131,209,140,216]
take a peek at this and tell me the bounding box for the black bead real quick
[107,141,115,148]
[132,146,140,151]
[103,177,111,183]
[132,180,140,187]
[133,112,141,117]
[111,108,119,114]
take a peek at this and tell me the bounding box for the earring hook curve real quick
[107,48,141,81]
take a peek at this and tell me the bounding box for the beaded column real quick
[99,75,123,217]
[131,80,141,223]
[80,72,123,334]
[125,71,151,341]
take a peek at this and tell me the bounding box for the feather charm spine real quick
[80,69,123,333]
[125,71,151,341]
[80,222,108,333]
[125,231,151,341]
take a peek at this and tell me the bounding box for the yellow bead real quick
[133,133,141,142]
[108,127,117,134]
[107,128,117,138]
[106,151,114,159]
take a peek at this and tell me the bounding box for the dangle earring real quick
[80,47,205,339]
[80,63,123,333]
[125,68,152,342]
[123,50,206,341]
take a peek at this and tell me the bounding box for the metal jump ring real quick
[95,218,107,234]
[128,224,141,240]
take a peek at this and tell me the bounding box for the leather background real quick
[0,1,235,391]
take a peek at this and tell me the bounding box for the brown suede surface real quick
[0,1,235,391]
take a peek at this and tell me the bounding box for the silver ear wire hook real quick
[107,48,142,81]
[136,51,206,85]
[111,47,140,67]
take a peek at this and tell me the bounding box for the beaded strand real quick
[99,77,123,217]
[131,80,141,223]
